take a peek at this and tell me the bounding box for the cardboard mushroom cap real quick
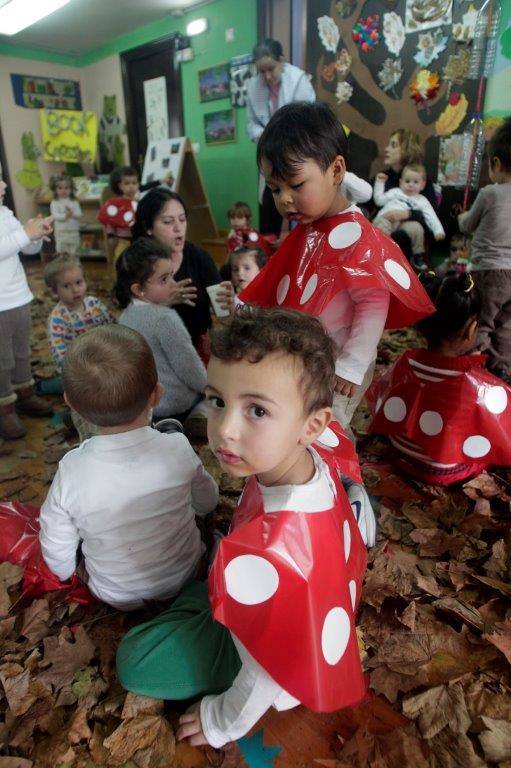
[227,228,272,258]
[209,422,367,712]
[97,197,137,228]
[239,210,434,329]
[368,349,511,467]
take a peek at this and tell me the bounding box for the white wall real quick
[80,54,127,151]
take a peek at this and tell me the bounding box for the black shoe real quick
[410,254,427,272]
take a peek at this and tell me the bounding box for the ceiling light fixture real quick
[0,0,71,36]
[186,18,208,36]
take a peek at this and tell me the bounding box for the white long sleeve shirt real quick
[50,199,82,234]
[201,450,335,748]
[342,172,372,204]
[373,181,445,238]
[39,427,218,609]
[0,205,42,311]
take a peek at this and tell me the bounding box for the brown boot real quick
[0,402,27,440]
[14,385,54,418]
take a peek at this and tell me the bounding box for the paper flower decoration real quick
[383,12,405,56]
[410,69,440,105]
[335,48,353,77]
[443,49,471,84]
[353,15,380,52]
[335,0,357,18]
[318,16,340,53]
[453,4,478,42]
[378,58,403,92]
[435,92,468,135]
[414,29,448,66]
[335,81,354,103]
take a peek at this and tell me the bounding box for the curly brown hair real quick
[392,129,424,167]
[210,307,336,413]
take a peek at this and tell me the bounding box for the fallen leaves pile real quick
[1,269,510,767]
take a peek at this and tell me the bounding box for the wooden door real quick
[121,36,184,172]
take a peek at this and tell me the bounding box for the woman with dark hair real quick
[133,188,230,356]
[246,38,315,236]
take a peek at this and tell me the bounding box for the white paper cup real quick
[207,283,230,318]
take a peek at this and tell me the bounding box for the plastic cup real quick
[206,284,230,318]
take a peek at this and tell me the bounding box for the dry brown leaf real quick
[433,597,484,632]
[0,562,23,615]
[67,706,91,745]
[484,539,509,580]
[378,506,413,542]
[428,726,486,767]
[402,683,470,739]
[121,691,164,719]
[484,620,511,664]
[0,616,16,640]
[478,717,511,762]
[363,545,421,607]
[0,760,33,767]
[465,678,511,723]
[38,625,95,692]
[20,598,50,644]
[463,472,511,501]
[104,714,176,766]
[89,723,111,764]
[338,725,430,767]
[0,664,47,717]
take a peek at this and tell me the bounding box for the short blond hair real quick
[63,325,158,426]
[401,163,427,181]
[44,254,82,291]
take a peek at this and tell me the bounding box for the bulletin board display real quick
[40,109,97,163]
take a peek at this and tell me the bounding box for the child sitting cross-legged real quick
[39,324,218,610]
[367,272,511,486]
[117,307,375,747]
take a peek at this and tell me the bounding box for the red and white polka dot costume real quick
[238,209,434,328]
[227,227,273,257]
[97,197,137,240]
[209,422,367,713]
[367,350,511,485]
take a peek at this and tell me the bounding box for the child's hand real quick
[335,376,357,398]
[376,173,388,183]
[177,702,209,747]
[65,206,74,219]
[382,210,409,223]
[216,281,235,313]
[435,232,445,241]
[168,278,197,307]
[24,214,53,241]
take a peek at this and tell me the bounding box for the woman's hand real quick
[215,281,235,314]
[334,376,357,398]
[382,209,409,224]
[168,278,197,307]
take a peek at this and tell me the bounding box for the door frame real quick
[0,119,15,213]
[120,35,184,169]
[257,0,307,68]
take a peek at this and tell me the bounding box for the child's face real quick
[0,178,7,205]
[231,253,260,292]
[450,239,469,262]
[206,352,327,486]
[56,181,71,199]
[261,156,345,225]
[400,170,425,196]
[135,258,175,305]
[55,267,86,309]
[230,213,249,229]
[119,175,139,199]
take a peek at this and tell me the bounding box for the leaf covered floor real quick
[0,261,510,768]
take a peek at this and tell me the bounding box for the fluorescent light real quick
[0,0,71,36]
[186,18,208,36]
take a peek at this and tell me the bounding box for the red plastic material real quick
[227,228,273,258]
[367,350,511,484]
[0,502,93,605]
[97,197,137,229]
[239,210,434,329]
[209,422,367,712]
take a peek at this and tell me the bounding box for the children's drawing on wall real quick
[405,0,452,33]
[10,73,82,110]
[15,132,43,190]
[40,110,97,164]
[230,54,256,108]
[143,77,169,143]
[98,95,126,173]
[198,64,231,102]
[204,109,236,145]
[437,133,468,185]
[141,138,183,187]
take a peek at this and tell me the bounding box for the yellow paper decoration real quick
[435,94,468,136]
[40,109,97,163]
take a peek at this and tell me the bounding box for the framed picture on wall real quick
[204,109,236,145]
[198,64,231,102]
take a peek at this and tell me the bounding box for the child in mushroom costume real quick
[239,102,434,432]
[97,166,140,253]
[367,273,511,486]
[117,308,374,748]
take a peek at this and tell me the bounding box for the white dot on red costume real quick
[483,386,507,414]
[106,204,118,216]
[462,435,491,459]
[249,232,258,242]
[419,410,443,436]
[328,221,362,249]
[225,555,279,605]
[132,200,138,211]
[376,397,383,413]
[343,520,351,562]
[383,396,407,423]
[123,210,134,223]
[317,427,339,448]
[349,580,356,611]
[276,275,290,305]
[300,273,318,305]
[384,259,411,290]
[321,607,351,665]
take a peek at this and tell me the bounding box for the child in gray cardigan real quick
[115,238,207,425]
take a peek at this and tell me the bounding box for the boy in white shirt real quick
[117,308,376,747]
[39,324,218,610]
